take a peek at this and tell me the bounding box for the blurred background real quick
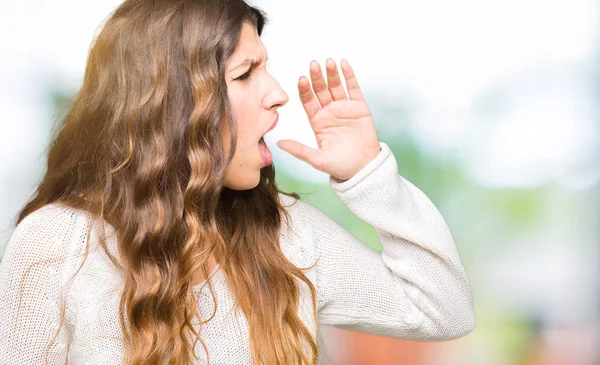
[1,0,598,364]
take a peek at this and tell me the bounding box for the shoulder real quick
[276,191,343,243]
[278,192,327,224]
[18,203,90,229]
[14,203,93,242]
[278,192,340,227]
[276,192,323,265]
[4,203,95,266]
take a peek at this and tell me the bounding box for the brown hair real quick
[18,0,319,363]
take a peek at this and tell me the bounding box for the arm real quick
[309,141,476,341]
[0,205,83,363]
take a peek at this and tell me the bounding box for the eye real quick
[235,69,252,81]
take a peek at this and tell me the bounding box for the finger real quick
[276,139,324,170]
[325,58,348,101]
[298,76,320,120]
[340,59,365,101]
[309,60,333,108]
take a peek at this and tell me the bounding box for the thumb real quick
[277,139,323,169]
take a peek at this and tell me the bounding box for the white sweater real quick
[0,141,476,364]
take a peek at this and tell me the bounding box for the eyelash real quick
[235,69,252,81]
[234,58,269,82]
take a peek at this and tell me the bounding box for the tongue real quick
[258,138,272,165]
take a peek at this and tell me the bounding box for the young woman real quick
[0,0,476,364]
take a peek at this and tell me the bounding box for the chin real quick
[224,174,261,191]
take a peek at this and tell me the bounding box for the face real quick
[222,22,289,190]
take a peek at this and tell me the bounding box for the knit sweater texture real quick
[0,141,476,364]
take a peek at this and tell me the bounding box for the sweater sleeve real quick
[309,141,476,341]
[0,205,85,364]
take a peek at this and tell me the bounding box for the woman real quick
[0,0,476,364]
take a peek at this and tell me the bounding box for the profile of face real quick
[222,22,289,191]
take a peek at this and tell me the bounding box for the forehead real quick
[226,22,267,72]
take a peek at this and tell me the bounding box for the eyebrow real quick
[230,55,269,73]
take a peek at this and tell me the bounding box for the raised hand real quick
[276,59,381,182]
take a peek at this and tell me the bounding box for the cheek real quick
[229,96,259,147]
[229,85,252,114]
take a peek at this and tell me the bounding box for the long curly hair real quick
[17,0,319,363]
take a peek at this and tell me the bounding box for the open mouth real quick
[258,114,278,166]
[258,136,272,166]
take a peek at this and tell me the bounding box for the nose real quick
[263,74,289,110]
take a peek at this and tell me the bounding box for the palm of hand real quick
[277,59,381,181]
